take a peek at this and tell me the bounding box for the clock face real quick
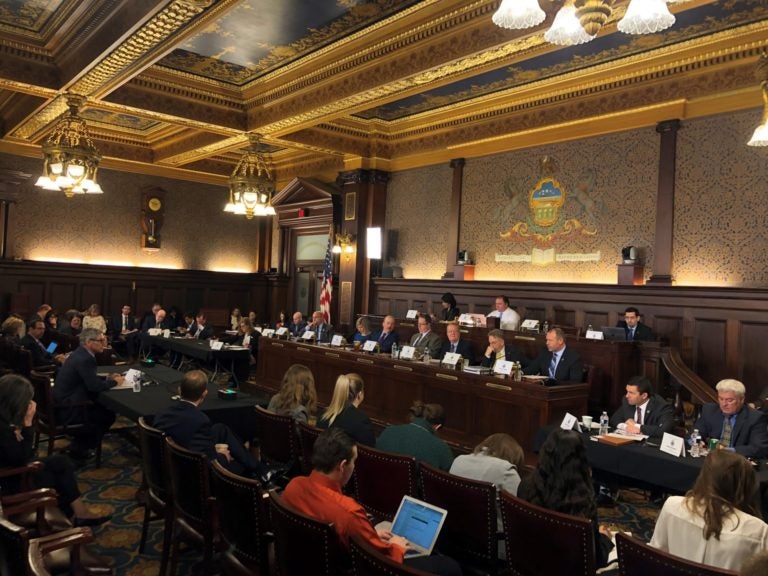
[148,197,162,212]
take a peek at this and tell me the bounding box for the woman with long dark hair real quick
[267,364,318,424]
[650,449,768,570]
[518,428,613,567]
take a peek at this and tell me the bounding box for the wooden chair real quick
[269,492,341,576]
[349,534,432,576]
[499,490,596,576]
[254,405,300,479]
[353,444,418,523]
[0,464,72,535]
[615,532,738,576]
[210,461,271,576]
[418,462,502,574]
[164,436,218,576]
[296,420,323,474]
[30,370,103,466]
[136,417,172,576]
[27,525,112,576]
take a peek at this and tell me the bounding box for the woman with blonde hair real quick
[318,373,375,446]
[81,303,107,333]
[267,364,318,424]
[650,449,768,571]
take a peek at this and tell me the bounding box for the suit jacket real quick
[370,330,399,353]
[616,321,655,342]
[109,314,137,335]
[141,317,170,332]
[20,334,54,367]
[523,346,583,382]
[153,401,218,461]
[440,307,460,321]
[408,331,442,358]
[480,346,528,369]
[695,404,768,459]
[53,346,115,407]
[189,324,214,340]
[235,331,261,360]
[609,394,674,439]
[439,339,476,365]
[317,405,376,447]
[310,323,334,343]
[288,320,308,338]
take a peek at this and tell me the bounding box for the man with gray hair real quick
[694,379,768,459]
[53,328,124,461]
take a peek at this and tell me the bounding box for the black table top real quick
[139,334,250,362]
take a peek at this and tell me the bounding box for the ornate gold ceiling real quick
[0,0,765,189]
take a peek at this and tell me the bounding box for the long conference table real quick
[255,338,590,451]
[97,364,265,440]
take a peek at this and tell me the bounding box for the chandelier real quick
[493,0,682,47]
[224,133,276,219]
[747,53,768,147]
[34,94,102,197]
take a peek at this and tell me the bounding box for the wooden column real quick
[255,216,273,273]
[336,169,390,328]
[648,119,681,286]
[443,158,465,278]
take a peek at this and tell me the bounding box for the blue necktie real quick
[629,327,635,340]
[549,352,558,378]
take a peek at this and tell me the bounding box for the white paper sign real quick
[442,352,461,368]
[585,330,604,340]
[148,328,161,336]
[520,319,540,330]
[494,359,513,376]
[124,369,142,387]
[210,340,224,350]
[262,328,275,338]
[302,330,315,340]
[406,309,419,319]
[276,326,289,336]
[163,329,171,338]
[331,334,344,347]
[399,345,416,360]
[254,326,263,334]
[560,412,580,431]
[660,432,685,457]
[362,340,378,352]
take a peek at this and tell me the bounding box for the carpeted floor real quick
[67,424,664,575]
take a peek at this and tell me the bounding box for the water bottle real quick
[133,377,141,393]
[599,411,609,436]
[690,429,701,458]
[587,323,593,333]
[391,342,399,360]
[542,320,549,333]
[423,350,431,364]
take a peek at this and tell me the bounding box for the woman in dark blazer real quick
[317,373,375,446]
[440,292,460,321]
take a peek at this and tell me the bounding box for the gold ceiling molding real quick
[11,95,70,141]
[0,40,52,61]
[127,76,243,109]
[157,134,246,167]
[0,77,57,100]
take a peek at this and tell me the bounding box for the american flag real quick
[319,228,333,324]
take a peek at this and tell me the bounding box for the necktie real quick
[629,327,635,340]
[415,334,423,347]
[451,343,456,353]
[379,332,385,343]
[549,352,558,378]
[122,316,127,330]
[720,417,732,448]
[635,406,643,425]
[317,325,323,341]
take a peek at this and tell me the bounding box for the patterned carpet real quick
[66,423,664,575]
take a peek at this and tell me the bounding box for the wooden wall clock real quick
[141,187,165,251]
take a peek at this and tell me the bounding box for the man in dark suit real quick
[524,327,583,381]
[153,370,261,477]
[53,328,124,460]
[617,307,655,341]
[288,311,307,338]
[308,310,334,343]
[109,304,138,358]
[369,314,399,353]
[408,313,442,358]
[480,328,527,369]
[21,319,66,367]
[439,321,476,365]
[187,312,213,340]
[141,307,169,332]
[609,376,673,440]
[695,379,768,459]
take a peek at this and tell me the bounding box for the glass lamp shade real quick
[747,121,768,147]
[545,4,595,45]
[492,0,545,30]
[618,0,675,34]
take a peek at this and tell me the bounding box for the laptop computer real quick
[377,495,448,559]
[600,326,627,341]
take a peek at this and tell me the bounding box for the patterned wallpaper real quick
[674,110,768,287]
[1,154,261,272]
[386,163,452,279]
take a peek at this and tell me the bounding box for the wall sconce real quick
[332,232,355,259]
[748,52,768,147]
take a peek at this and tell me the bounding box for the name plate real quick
[399,345,416,360]
[560,412,581,432]
[405,309,419,319]
[163,329,171,338]
[254,326,263,334]
[302,330,315,340]
[493,359,513,376]
[262,328,275,338]
[585,330,604,340]
[331,334,345,347]
[148,328,161,336]
[276,326,289,337]
[442,351,461,368]
[520,319,540,331]
[210,340,224,350]
[362,340,378,352]
[660,432,685,457]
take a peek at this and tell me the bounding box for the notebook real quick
[378,495,447,559]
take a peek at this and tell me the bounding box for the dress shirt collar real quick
[309,470,343,494]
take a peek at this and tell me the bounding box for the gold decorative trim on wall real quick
[341,281,352,322]
[344,192,356,221]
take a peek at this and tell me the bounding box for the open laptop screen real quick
[390,495,447,554]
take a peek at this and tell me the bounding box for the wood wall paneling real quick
[692,319,727,386]
[553,308,575,327]
[107,285,132,314]
[18,282,44,312]
[80,284,104,310]
[739,322,768,396]
[136,287,158,317]
[50,283,76,313]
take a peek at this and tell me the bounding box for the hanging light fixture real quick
[493,0,687,46]
[224,133,276,219]
[747,53,768,147]
[34,94,102,198]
